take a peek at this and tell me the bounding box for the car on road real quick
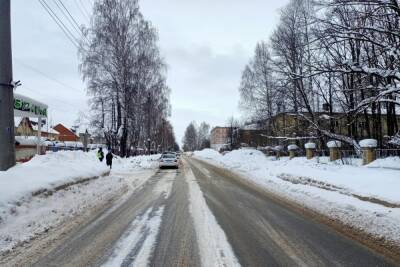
[159,153,179,169]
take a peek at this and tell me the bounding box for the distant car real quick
[159,153,179,169]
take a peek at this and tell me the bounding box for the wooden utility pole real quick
[0,0,16,170]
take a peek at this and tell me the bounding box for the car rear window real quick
[162,154,176,159]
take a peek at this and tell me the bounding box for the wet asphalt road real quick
[188,158,397,267]
[3,157,397,267]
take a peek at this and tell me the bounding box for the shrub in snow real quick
[304,142,316,149]
[287,144,299,151]
[273,145,284,151]
[359,139,378,148]
[327,140,342,148]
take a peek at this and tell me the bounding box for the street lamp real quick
[147,138,151,155]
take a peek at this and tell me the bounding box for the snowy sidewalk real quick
[194,149,400,246]
[0,151,160,253]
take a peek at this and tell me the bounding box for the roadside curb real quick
[32,171,111,197]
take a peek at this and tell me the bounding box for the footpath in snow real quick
[194,148,400,246]
[0,151,160,254]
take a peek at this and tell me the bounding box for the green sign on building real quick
[14,93,48,118]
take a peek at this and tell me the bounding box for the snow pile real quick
[0,151,109,211]
[0,174,127,253]
[198,149,400,205]
[287,144,299,151]
[194,148,400,245]
[0,151,160,253]
[367,156,400,169]
[193,149,222,160]
[112,154,161,172]
[15,136,43,146]
[359,139,378,148]
[327,140,342,148]
[304,142,316,149]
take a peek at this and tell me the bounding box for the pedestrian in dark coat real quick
[106,149,113,169]
[97,147,104,162]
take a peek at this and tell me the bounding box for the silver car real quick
[159,153,179,169]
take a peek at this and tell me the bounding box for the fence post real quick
[304,142,316,159]
[288,144,299,159]
[327,140,342,161]
[274,145,283,159]
[359,139,377,165]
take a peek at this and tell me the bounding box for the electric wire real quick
[14,58,83,93]
[53,0,90,45]
[37,0,81,49]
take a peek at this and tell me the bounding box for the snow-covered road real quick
[0,155,398,266]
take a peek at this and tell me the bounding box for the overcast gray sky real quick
[11,0,289,144]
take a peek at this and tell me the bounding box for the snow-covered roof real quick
[359,139,378,148]
[288,144,299,151]
[304,142,316,149]
[14,117,23,128]
[327,140,342,148]
[15,136,44,146]
[241,123,260,130]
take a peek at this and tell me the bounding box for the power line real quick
[14,58,83,93]
[52,0,84,40]
[17,85,85,112]
[78,0,91,20]
[37,0,81,49]
[74,0,90,23]
[54,0,90,45]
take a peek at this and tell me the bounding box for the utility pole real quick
[0,1,16,171]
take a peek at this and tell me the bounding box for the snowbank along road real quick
[1,157,398,266]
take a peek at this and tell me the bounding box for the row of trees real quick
[182,121,211,151]
[79,0,177,155]
[239,0,400,149]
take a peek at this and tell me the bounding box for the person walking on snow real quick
[97,147,104,162]
[106,149,113,169]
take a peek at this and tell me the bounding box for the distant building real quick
[53,123,79,142]
[210,127,235,151]
[15,117,59,140]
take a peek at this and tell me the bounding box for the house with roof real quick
[15,117,59,141]
[53,123,79,142]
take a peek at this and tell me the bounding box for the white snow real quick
[367,157,400,169]
[186,167,240,267]
[0,152,159,253]
[193,149,222,160]
[287,144,299,151]
[327,140,342,148]
[359,139,378,148]
[304,142,316,149]
[0,151,109,210]
[103,206,165,267]
[15,136,44,146]
[194,148,400,245]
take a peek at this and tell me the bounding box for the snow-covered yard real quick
[194,148,400,246]
[0,151,160,253]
